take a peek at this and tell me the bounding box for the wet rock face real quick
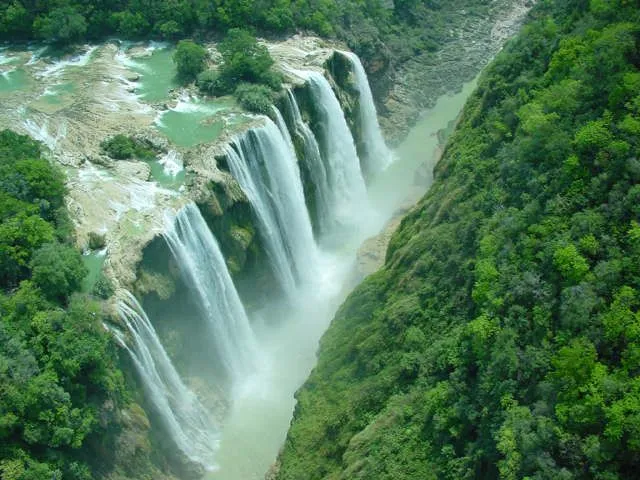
[368,0,532,145]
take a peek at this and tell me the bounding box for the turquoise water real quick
[155,97,238,147]
[41,81,75,104]
[0,68,29,93]
[81,251,107,293]
[147,157,186,188]
[128,47,178,102]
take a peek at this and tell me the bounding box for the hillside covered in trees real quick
[0,132,164,480]
[0,0,497,71]
[275,0,640,478]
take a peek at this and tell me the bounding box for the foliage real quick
[276,1,640,479]
[32,6,87,44]
[100,134,156,160]
[217,29,276,86]
[173,39,207,82]
[196,69,234,96]
[0,0,489,96]
[234,83,274,115]
[0,130,126,478]
[196,29,282,113]
[30,242,87,303]
[92,272,115,300]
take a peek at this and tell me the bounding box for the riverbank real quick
[375,0,532,145]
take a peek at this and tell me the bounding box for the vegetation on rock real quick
[234,83,274,115]
[0,0,497,100]
[0,130,160,479]
[100,134,156,161]
[173,39,208,82]
[275,1,640,478]
[196,29,281,113]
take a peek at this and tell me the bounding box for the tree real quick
[173,40,207,82]
[234,83,274,114]
[0,213,55,287]
[111,11,150,37]
[0,1,32,38]
[33,6,87,44]
[553,243,589,283]
[30,243,87,303]
[156,20,183,39]
[218,29,275,84]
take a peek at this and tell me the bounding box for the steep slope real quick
[275,1,640,478]
[0,131,176,480]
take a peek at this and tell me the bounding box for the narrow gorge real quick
[0,1,556,480]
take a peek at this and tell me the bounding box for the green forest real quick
[0,131,134,479]
[275,0,640,478]
[0,0,490,69]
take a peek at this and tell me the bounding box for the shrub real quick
[92,272,114,299]
[197,30,282,102]
[234,83,273,114]
[30,242,87,303]
[260,69,283,91]
[100,135,155,160]
[33,6,87,44]
[218,29,282,88]
[156,20,182,39]
[197,69,235,96]
[173,40,207,82]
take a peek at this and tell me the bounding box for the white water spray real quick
[224,118,318,296]
[306,71,372,241]
[163,203,258,383]
[21,119,65,151]
[159,150,184,177]
[114,290,219,470]
[341,51,393,178]
[281,89,333,236]
[38,46,97,77]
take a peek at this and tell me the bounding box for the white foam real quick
[0,66,16,79]
[115,49,150,73]
[146,41,169,53]
[159,150,184,177]
[108,177,178,221]
[39,46,97,77]
[0,53,14,65]
[78,162,113,184]
[26,46,47,65]
[21,119,65,151]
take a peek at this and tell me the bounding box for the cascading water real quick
[281,90,332,237]
[163,203,258,383]
[306,71,372,240]
[341,51,393,178]
[114,290,218,470]
[272,105,295,153]
[224,118,318,296]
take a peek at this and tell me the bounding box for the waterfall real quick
[163,203,257,382]
[114,290,218,470]
[306,71,371,238]
[224,118,318,296]
[342,51,393,178]
[272,105,295,153]
[282,90,333,237]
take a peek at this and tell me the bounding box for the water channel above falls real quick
[207,78,479,480]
